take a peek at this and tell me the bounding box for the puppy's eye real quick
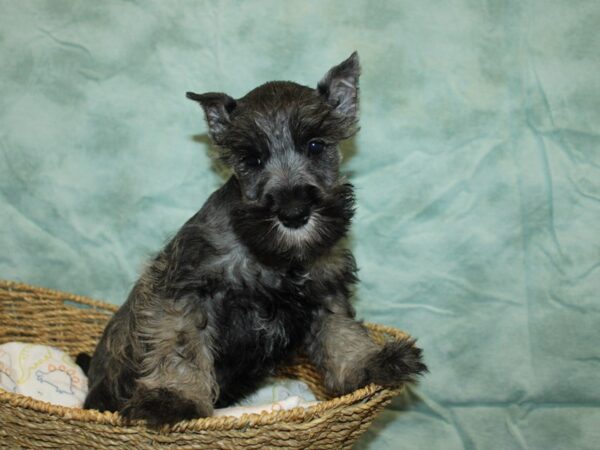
[307,140,325,155]
[242,155,262,168]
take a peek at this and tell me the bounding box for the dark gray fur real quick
[84,52,427,426]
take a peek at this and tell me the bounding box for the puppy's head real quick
[188,52,360,265]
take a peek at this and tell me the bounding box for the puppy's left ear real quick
[317,51,360,120]
[186,91,237,144]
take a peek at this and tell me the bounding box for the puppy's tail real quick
[75,353,91,375]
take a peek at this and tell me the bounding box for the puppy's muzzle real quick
[268,185,320,229]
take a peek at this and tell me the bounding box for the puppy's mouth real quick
[230,182,355,265]
[274,214,317,241]
[277,212,312,229]
[276,214,313,231]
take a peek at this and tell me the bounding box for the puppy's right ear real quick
[186,92,237,144]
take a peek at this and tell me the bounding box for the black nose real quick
[278,201,311,228]
[271,185,319,229]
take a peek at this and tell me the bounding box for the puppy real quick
[83,52,427,426]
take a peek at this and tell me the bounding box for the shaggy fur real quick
[83,52,427,426]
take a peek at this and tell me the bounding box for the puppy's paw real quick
[121,387,212,427]
[365,339,428,387]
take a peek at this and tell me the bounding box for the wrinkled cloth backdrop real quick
[1,1,599,449]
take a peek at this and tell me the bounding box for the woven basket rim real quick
[0,280,406,432]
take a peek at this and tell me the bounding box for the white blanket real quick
[0,342,317,417]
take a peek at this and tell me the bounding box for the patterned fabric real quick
[215,395,318,418]
[0,342,87,407]
[0,342,317,416]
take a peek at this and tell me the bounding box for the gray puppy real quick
[83,52,427,426]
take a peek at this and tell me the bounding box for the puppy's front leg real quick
[122,294,218,426]
[307,298,427,396]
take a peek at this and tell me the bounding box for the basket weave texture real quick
[0,280,406,449]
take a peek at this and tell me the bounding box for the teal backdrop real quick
[1,1,599,448]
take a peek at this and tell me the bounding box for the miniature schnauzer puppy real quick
[83,52,427,426]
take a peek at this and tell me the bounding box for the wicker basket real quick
[0,280,407,449]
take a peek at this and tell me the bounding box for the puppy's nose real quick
[278,201,311,228]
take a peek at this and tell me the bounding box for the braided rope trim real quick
[0,280,407,433]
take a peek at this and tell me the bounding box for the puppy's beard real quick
[272,215,320,256]
[230,183,355,266]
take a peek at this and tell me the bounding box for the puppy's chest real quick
[212,278,318,363]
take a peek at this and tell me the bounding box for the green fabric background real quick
[1,1,599,448]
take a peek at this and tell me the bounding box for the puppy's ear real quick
[186,92,237,143]
[317,51,360,120]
